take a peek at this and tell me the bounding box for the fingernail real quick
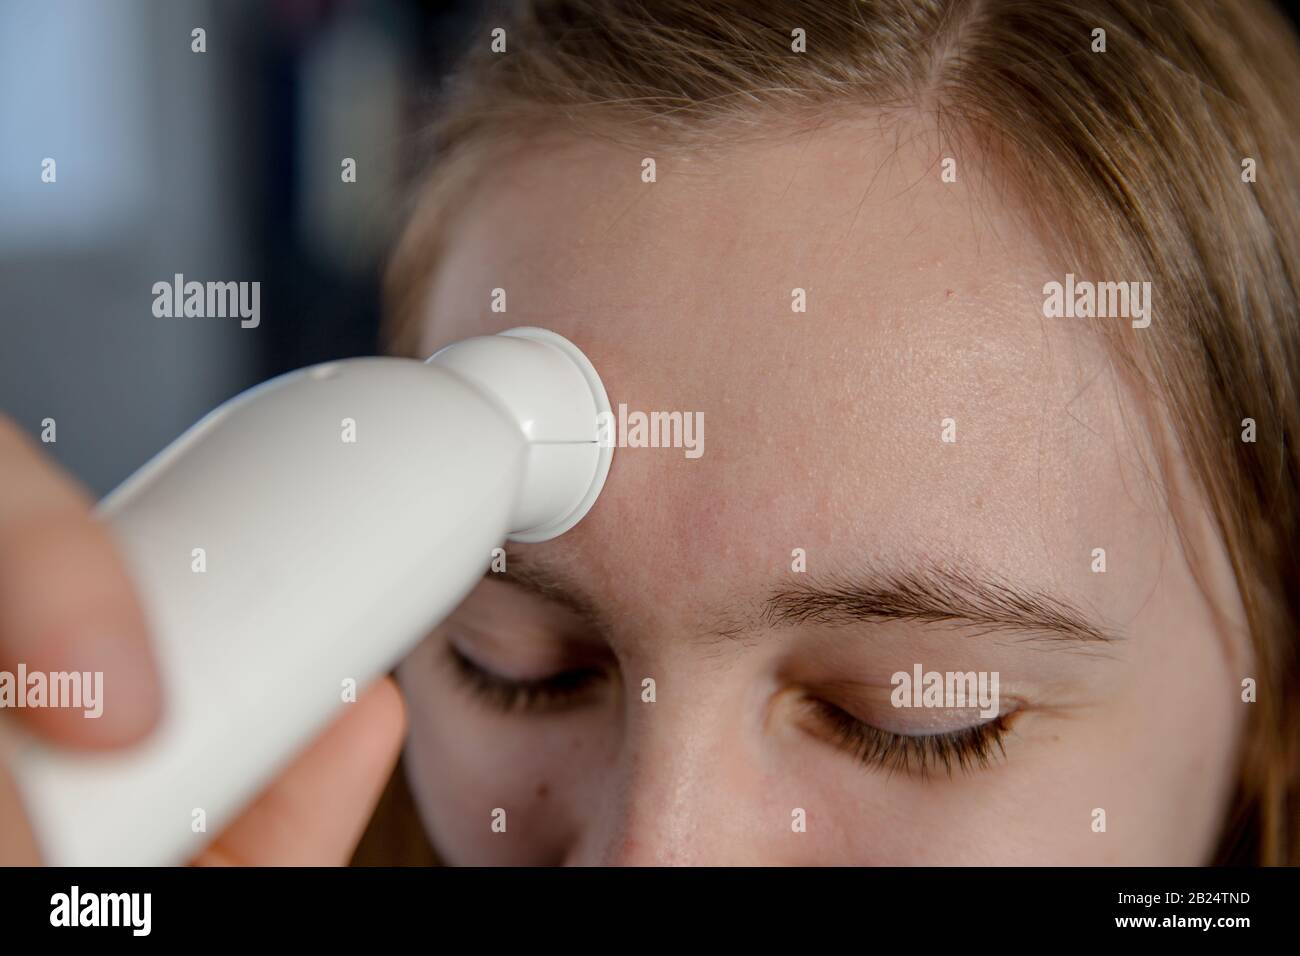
[48,630,162,741]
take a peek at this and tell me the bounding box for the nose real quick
[562,680,771,865]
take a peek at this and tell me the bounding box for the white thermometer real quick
[7,327,613,866]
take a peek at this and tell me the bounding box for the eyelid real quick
[443,641,609,714]
[441,607,613,680]
[452,578,610,660]
[809,676,1021,734]
[871,698,1023,736]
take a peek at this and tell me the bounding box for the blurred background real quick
[0,0,486,495]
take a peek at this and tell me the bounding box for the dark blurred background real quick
[0,0,484,496]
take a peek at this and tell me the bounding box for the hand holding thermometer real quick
[6,327,613,866]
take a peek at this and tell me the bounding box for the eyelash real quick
[445,643,607,713]
[800,698,1010,778]
[445,645,1010,777]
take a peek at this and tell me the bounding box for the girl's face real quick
[395,123,1250,864]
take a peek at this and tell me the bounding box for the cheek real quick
[394,640,605,865]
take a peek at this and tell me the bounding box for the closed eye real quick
[798,697,1016,778]
[444,642,609,713]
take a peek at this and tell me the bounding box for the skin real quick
[396,115,1252,865]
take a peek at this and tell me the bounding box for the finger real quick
[0,416,161,747]
[192,678,406,866]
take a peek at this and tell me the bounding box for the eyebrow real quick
[759,561,1117,647]
[489,549,1117,649]
[486,552,609,631]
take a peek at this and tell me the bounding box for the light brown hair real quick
[374,0,1300,865]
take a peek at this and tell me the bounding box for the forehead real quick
[417,120,1166,626]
